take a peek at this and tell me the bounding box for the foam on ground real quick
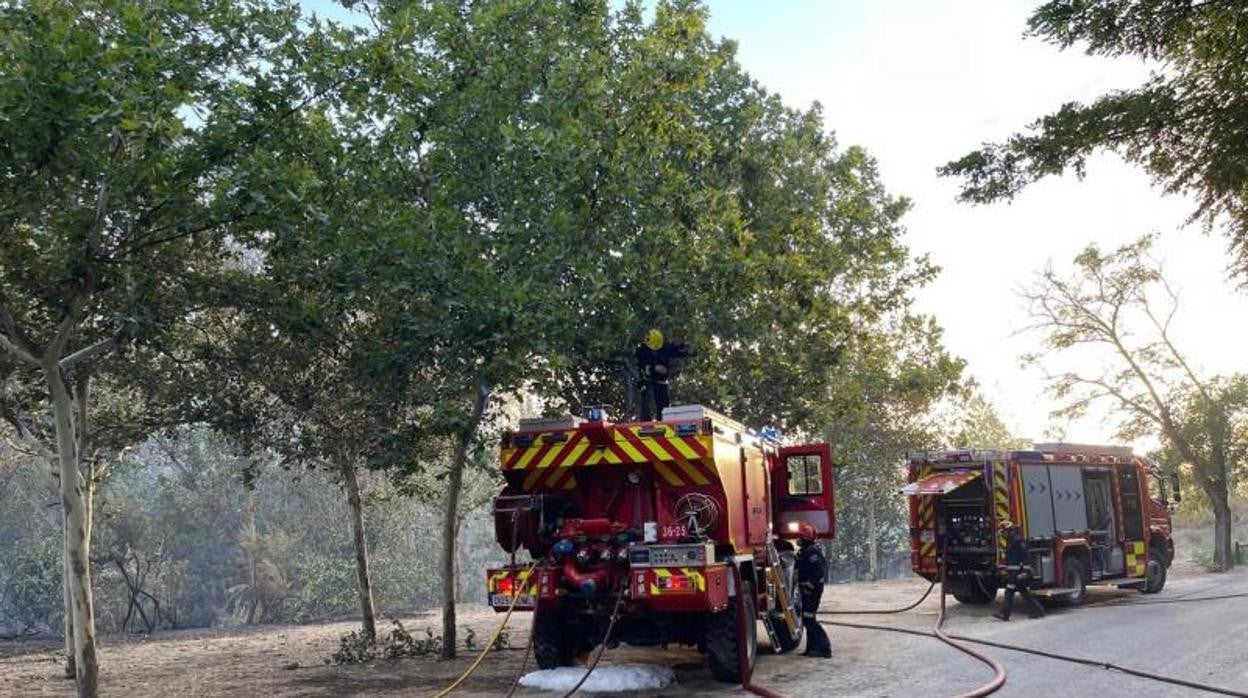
[517,664,676,693]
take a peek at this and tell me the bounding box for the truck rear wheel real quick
[1143,548,1167,594]
[1059,555,1087,606]
[533,609,573,669]
[706,579,757,683]
[953,577,998,604]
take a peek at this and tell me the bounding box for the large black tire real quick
[1059,555,1087,606]
[769,553,804,654]
[1143,548,1168,594]
[953,577,999,605]
[706,579,757,683]
[533,609,573,669]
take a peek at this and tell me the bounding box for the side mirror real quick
[1170,473,1182,504]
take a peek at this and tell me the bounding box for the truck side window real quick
[787,455,823,496]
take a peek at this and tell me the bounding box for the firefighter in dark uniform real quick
[994,519,1045,621]
[795,523,832,657]
[635,328,690,421]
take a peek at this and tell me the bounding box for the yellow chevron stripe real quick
[514,446,544,470]
[557,437,590,468]
[681,568,706,591]
[585,448,606,466]
[653,461,683,486]
[671,454,711,486]
[668,436,699,460]
[562,477,576,490]
[616,438,646,462]
[521,464,546,491]
[640,435,674,461]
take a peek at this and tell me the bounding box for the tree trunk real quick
[62,516,75,679]
[1209,488,1235,571]
[45,364,97,697]
[440,381,491,660]
[342,459,377,641]
[866,492,879,581]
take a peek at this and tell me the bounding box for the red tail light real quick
[498,577,515,596]
[659,575,691,591]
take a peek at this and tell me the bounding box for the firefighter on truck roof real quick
[635,328,690,421]
[994,519,1046,621]
[795,523,832,658]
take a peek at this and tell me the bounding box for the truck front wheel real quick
[706,579,757,683]
[533,609,574,669]
[1143,548,1167,594]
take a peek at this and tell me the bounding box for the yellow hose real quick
[432,563,534,698]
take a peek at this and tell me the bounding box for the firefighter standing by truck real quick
[635,328,690,420]
[993,520,1046,621]
[796,523,833,657]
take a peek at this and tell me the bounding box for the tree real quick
[0,2,340,692]
[941,1,1248,275]
[1021,236,1243,570]
[342,0,963,656]
[824,316,964,579]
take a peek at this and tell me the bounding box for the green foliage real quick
[0,534,62,633]
[942,0,1248,275]
[331,621,447,664]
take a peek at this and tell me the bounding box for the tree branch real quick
[60,336,116,370]
[0,405,55,461]
[0,299,39,365]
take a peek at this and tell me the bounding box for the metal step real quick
[1032,587,1079,597]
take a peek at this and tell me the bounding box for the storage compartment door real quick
[776,443,835,539]
[1048,466,1088,533]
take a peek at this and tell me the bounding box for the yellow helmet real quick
[645,328,664,351]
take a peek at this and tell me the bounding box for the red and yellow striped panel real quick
[502,426,715,491]
[994,461,1011,563]
[1124,540,1146,577]
[917,464,937,564]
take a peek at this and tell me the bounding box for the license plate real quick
[490,594,535,608]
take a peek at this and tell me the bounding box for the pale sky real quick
[303,0,1248,448]
[705,0,1248,449]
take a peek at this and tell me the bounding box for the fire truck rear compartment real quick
[939,476,998,596]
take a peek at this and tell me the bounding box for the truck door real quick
[775,444,835,539]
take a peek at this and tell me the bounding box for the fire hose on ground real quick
[818,566,1248,698]
[432,561,536,698]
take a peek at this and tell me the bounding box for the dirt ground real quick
[0,561,1217,698]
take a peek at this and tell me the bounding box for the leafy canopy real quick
[941,1,1248,275]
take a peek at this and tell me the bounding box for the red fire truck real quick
[485,405,835,682]
[904,443,1178,604]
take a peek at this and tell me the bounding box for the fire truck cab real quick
[904,443,1177,605]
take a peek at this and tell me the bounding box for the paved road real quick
[744,566,1248,697]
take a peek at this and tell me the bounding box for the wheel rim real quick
[1065,567,1083,600]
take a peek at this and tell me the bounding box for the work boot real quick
[992,612,1009,622]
